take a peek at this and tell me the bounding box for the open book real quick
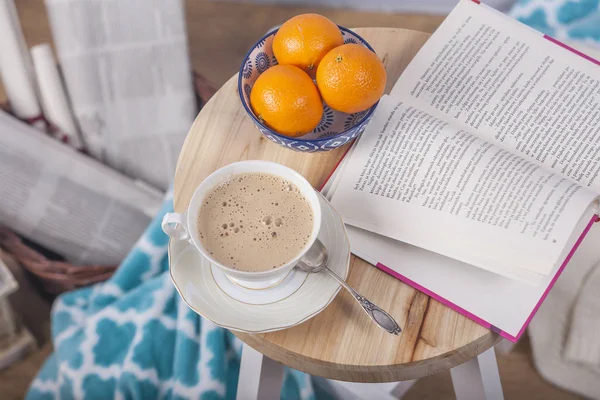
[325,0,600,340]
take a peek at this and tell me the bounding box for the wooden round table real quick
[173,27,499,386]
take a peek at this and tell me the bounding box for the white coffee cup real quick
[162,160,322,289]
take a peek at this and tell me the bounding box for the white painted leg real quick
[390,380,417,399]
[477,347,504,400]
[236,344,285,400]
[322,380,416,399]
[450,347,504,400]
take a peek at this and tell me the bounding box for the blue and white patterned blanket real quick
[510,0,600,46]
[27,191,328,400]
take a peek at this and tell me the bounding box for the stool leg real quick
[321,380,416,399]
[390,380,417,399]
[236,344,284,400]
[450,347,504,400]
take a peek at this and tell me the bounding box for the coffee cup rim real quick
[186,160,322,276]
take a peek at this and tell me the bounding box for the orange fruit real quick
[316,44,386,114]
[250,65,323,137]
[273,14,343,75]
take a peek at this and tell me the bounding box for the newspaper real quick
[0,110,163,265]
[45,0,197,190]
[31,43,84,149]
[0,0,44,129]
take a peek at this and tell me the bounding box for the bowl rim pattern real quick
[237,25,379,143]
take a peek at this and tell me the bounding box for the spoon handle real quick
[325,267,402,335]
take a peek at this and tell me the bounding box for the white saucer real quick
[169,191,350,333]
[210,264,308,305]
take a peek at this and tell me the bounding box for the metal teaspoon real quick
[296,239,402,335]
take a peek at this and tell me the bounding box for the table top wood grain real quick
[173,27,499,383]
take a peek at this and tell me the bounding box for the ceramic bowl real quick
[238,26,379,152]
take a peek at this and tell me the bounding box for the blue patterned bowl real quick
[238,26,378,152]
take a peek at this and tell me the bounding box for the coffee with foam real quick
[197,172,314,272]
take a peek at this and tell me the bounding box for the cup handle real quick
[161,213,190,241]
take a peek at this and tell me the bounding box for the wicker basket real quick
[0,73,216,295]
[0,228,116,295]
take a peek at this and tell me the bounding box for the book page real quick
[329,98,598,280]
[392,0,600,194]
[323,157,600,335]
